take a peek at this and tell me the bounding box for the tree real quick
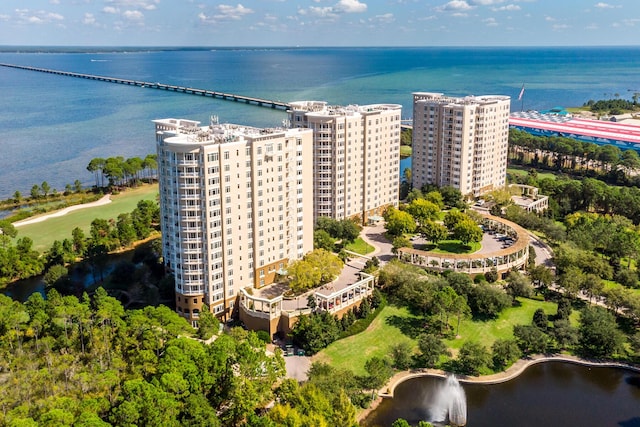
[551,319,578,350]
[491,339,521,370]
[420,220,448,245]
[197,304,220,340]
[457,341,490,375]
[390,342,413,370]
[452,218,483,246]
[339,219,361,243]
[532,308,549,330]
[41,181,51,198]
[505,270,533,298]
[443,209,467,230]
[406,199,440,225]
[13,190,22,204]
[384,206,416,236]
[417,333,450,367]
[469,283,511,318]
[424,191,445,209]
[30,184,40,199]
[578,306,624,357]
[439,186,464,209]
[314,229,335,252]
[529,265,554,294]
[392,236,412,255]
[362,356,393,390]
[513,324,549,355]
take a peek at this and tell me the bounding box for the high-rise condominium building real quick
[154,118,314,324]
[288,101,402,223]
[412,92,511,196]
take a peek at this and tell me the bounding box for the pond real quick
[363,361,640,427]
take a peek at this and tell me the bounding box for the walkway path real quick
[359,222,394,264]
[13,194,112,227]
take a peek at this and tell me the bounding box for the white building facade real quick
[288,101,402,223]
[412,92,511,196]
[155,118,314,324]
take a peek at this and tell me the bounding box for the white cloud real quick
[594,2,616,8]
[105,0,159,11]
[493,4,520,11]
[0,14,10,21]
[437,1,474,12]
[49,0,60,4]
[335,0,367,13]
[123,10,144,21]
[216,4,254,19]
[585,23,598,30]
[370,13,394,24]
[483,17,498,26]
[199,4,254,24]
[544,16,555,22]
[470,0,505,5]
[83,12,96,24]
[14,9,64,25]
[552,23,569,30]
[306,6,337,18]
[621,18,640,26]
[103,6,119,14]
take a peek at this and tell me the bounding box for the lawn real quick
[444,297,559,353]
[602,279,640,298]
[344,237,375,255]
[14,184,158,251]
[315,297,561,375]
[507,165,557,181]
[313,305,419,376]
[417,239,481,254]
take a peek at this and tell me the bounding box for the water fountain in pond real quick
[429,375,467,426]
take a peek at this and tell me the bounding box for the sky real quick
[0,0,639,47]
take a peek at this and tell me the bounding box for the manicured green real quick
[344,237,375,255]
[603,279,640,298]
[422,239,481,254]
[314,305,418,376]
[14,184,158,251]
[445,297,558,353]
[316,297,560,375]
[507,165,557,181]
[400,146,412,158]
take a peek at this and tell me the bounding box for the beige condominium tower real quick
[411,92,511,196]
[287,101,402,223]
[154,118,314,325]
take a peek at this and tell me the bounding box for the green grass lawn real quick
[315,297,560,375]
[344,237,375,255]
[602,279,640,298]
[314,305,419,376]
[445,297,558,353]
[14,184,158,252]
[418,240,481,254]
[507,165,557,181]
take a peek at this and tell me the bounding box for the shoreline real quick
[357,355,640,422]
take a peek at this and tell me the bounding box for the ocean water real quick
[1,46,639,199]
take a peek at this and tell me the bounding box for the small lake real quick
[363,362,640,427]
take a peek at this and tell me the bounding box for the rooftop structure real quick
[288,101,402,223]
[154,118,314,324]
[412,92,511,196]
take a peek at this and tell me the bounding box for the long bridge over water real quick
[0,62,291,110]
